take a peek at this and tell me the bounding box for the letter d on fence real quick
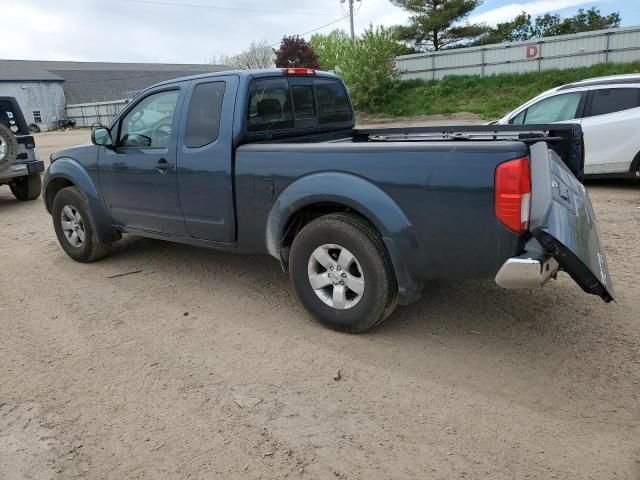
[525,44,539,59]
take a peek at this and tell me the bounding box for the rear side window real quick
[247,79,293,132]
[316,81,352,125]
[185,81,226,148]
[588,88,640,117]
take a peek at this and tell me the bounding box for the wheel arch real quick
[266,172,422,304]
[44,176,75,213]
[44,158,120,244]
[630,150,640,177]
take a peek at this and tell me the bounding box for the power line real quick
[219,14,351,65]
[113,0,335,16]
[297,14,352,38]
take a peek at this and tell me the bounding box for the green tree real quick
[480,12,533,44]
[311,25,404,111]
[390,0,488,51]
[310,30,351,72]
[476,7,621,45]
[533,8,620,37]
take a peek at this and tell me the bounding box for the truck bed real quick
[255,124,585,180]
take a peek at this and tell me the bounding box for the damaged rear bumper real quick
[495,254,559,290]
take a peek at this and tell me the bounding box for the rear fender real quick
[266,172,421,304]
[44,158,119,244]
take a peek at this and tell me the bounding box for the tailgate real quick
[529,142,614,302]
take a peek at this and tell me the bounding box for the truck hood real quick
[50,143,97,163]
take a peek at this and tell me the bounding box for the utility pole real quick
[341,0,359,42]
[349,0,355,42]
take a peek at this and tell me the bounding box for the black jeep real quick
[0,96,45,201]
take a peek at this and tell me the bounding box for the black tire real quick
[10,173,42,201]
[0,123,18,172]
[289,213,398,333]
[28,123,41,134]
[52,186,111,263]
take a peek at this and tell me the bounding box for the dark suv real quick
[0,96,45,201]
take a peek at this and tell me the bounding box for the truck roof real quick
[151,68,341,89]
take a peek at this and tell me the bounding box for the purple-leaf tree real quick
[274,36,321,69]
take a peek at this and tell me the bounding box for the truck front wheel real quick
[289,213,398,333]
[10,173,42,201]
[52,186,110,263]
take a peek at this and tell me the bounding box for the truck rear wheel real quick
[52,186,110,263]
[289,213,397,333]
[0,123,18,172]
[10,173,42,201]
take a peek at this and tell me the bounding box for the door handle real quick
[155,158,171,173]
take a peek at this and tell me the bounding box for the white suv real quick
[495,74,640,178]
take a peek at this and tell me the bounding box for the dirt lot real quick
[1,128,639,479]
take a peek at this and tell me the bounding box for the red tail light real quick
[495,157,531,234]
[282,67,316,76]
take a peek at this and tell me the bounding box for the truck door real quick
[176,75,238,243]
[98,86,188,236]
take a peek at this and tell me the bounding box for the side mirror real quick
[91,127,113,146]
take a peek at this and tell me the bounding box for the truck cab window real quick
[185,82,226,148]
[292,86,316,120]
[120,90,179,148]
[316,81,352,125]
[247,79,293,132]
[587,88,640,117]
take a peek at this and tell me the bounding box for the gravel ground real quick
[1,128,639,479]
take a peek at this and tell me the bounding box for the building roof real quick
[0,60,65,81]
[0,59,229,103]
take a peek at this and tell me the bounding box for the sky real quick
[1,0,638,64]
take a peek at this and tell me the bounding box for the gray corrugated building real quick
[0,60,227,129]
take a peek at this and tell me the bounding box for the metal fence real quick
[395,25,640,81]
[65,99,129,127]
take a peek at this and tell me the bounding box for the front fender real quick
[44,158,119,244]
[266,172,421,304]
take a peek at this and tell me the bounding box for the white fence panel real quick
[395,26,640,81]
[66,99,129,127]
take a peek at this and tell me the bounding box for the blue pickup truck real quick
[43,68,614,332]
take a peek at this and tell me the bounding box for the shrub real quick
[311,26,404,112]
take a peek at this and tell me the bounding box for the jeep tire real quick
[10,173,42,201]
[0,123,18,172]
